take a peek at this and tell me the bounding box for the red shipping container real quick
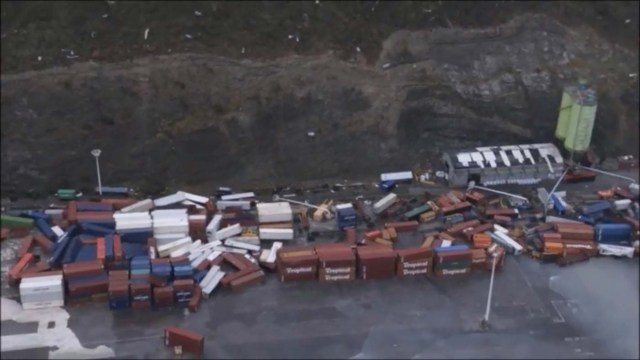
[164,326,204,357]
[447,220,481,236]
[96,237,106,264]
[223,253,250,271]
[230,270,265,290]
[344,228,357,244]
[113,234,123,261]
[22,269,63,279]
[364,230,382,241]
[1,228,9,241]
[100,198,139,210]
[188,286,202,313]
[384,221,419,233]
[9,253,35,284]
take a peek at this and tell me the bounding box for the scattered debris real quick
[37,56,42,61]
[629,73,638,78]
[91,31,96,39]
[356,46,361,53]
[144,28,149,40]
[625,19,631,24]
[241,47,245,54]
[288,34,294,40]
[307,131,316,137]
[382,63,392,70]
[295,34,300,43]
[185,34,193,40]
[194,10,202,16]
[102,13,109,19]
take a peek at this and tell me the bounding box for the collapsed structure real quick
[441,143,565,187]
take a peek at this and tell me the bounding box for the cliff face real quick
[1,5,638,197]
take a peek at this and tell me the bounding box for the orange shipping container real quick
[96,237,106,264]
[544,242,564,254]
[472,233,492,249]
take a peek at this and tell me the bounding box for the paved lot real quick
[1,169,638,359]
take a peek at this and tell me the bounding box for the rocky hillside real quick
[1,2,638,198]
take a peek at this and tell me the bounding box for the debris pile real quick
[1,167,638,313]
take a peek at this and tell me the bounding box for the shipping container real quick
[595,223,633,245]
[373,193,398,214]
[380,171,413,183]
[581,201,611,215]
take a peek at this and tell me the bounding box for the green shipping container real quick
[1,214,34,229]
[564,90,597,153]
[555,90,573,141]
[56,189,78,200]
[403,204,431,220]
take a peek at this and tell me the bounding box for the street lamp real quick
[91,149,102,196]
[480,252,498,330]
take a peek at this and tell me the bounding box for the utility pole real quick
[91,149,103,196]
[480,252,498,330]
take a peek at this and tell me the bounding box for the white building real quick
[441,143,565,187]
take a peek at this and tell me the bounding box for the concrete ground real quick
[1,169,638,359]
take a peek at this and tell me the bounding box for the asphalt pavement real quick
[1,169,638,359]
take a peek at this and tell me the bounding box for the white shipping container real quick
[206,214,223,242]
[212,246,248,255]
[259,249,270,262]
[216,223,242,241]
[199,266,222,289]
[598,244,634,258]
[51,226,64,237]
[266,242,283,263]
[188,214,207,221]
[202,271,225,298]
[221,192,256,201]
[217,200,251,210]
[614,199,632,211]
[153,192,187,208]
[226,236,260,245]
[380,171,413,182]
[493,224,509,234]
[491,231,523,255]
[157,237,193,258]
[116,221,154,230]
[224,239,261,252]
[120,199,154,213]
[22,300,65,310]
[206,251,223,262]
[257,202,293,223]
[169,246,191,259]
[373,193,398,214]
[155,233,189,243]
[151,209,189,218]
[114,212,152,221]
[180,191,210,205]
[20,292,65,304]
[259,228,294,241]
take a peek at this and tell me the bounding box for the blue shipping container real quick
[62,237,83,264]
[75,244,98,262]
[20,211,50,222]
[96,186,130,197]
[108,297,130,310]
[77,203,113,212]
[80,223,114,237]
[193,270,208,283]
[48,235,72,267]
[35,218,58,242]
[434,245,470,253]
[595,223,632,245]
[379,180,397,193]
[104,234,114,261]
[77,219,116,230]
[118,229,153,244]
[581,201,611,215]
[551,194,566,214]
[122,243,147,260]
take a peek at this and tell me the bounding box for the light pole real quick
[481,252,498,330]
[467,181,530,203]
[91,149,102,196]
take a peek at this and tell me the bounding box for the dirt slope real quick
[1,2,638,198]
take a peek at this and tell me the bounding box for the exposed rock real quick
[1,14,638,197]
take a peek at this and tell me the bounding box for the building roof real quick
[446,143,564,171]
